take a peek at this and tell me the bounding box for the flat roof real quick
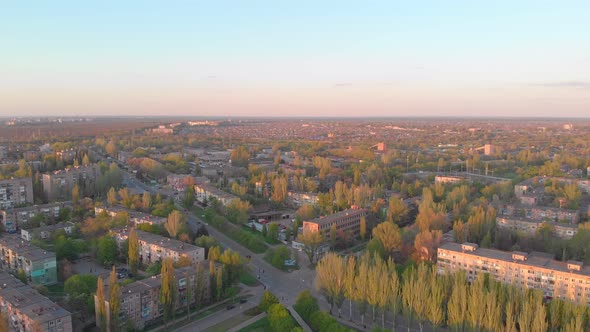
[0,234,56,261]
[114,229,203,255]
[440,242,590,277]
[305,208,367,226]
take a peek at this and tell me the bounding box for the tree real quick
[294,290,319,322]
[329,224,338,248]
[96,276,107,332]
[97,235,118,267]
[195,236,219,258]
[386,257,401,330]
[259,290,279,312]
[118,187,134,209]
[72,184,80,206]
[268,303,295,331]
[428,267,445,331]
[414,229,443,262]
[160,258,176,324]
[0,312,8,332]
[387,197,408,225]
[183,186,196,209]
[452,220,467,244]
[107,187,117,206]
[64,274,98,318]
[343,255,357,321]
[268,222,279,241]
[215,268,223,302]
[298,229,323,265]
[185,270,193,320]
[359,215,367,241]
[353,255,369,326]
[128,228,140,275]
[142,191,152,211]
[230,145,250,167]
[195,262,206,309]
[315,252,346,316]
[372,222,402,257]
[109,266,121,331]
[165,210,185,238]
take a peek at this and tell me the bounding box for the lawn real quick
[240,271,260,286]
[201,313,252,332]
[238,316,271,332]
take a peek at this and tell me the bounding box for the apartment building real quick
[497,203,579,224]
[287,191,319,207]
[166,174,195,191]
[112,229,205,266]
[437,242,590,304]
[496,216,578,239]
[0,271,72,332]
[0,177,34,210]
[193,183,238,207]
[20,222,75,242]
[95,206,166,226]
[1,202,72,233]
[42,164,101,201]
[0,234,57,285]
[302,208,368,239]
[95,264,211,330]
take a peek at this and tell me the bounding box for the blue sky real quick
[1,1,589,117]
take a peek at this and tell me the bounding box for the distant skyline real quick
[1,1,589,118]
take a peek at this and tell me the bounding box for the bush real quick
[294,290,319,322]
[268,303,295,332]
[264,246,291,270]
[259,290,279,312]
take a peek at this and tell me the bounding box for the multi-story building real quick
[1,202,72,233]
[497,203,579,224]
[42,164,102,201]
[302,208,368,239]
[0,177,34,210]
[20,222,75,242]
[112,229,205,266]
[0,271,72,332]
[287,191,319,207]
[193,183,238,207]
[95,206,166,226]
[0,234,57,285]
[437,242,590,304]
[95,264,211,330]
[496,216,578,239]
[166,174,195,191]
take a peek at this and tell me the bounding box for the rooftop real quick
[114,229,203,255]
[0,234,56,261]
[305,208,368,225]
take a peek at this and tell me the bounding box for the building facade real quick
[20,222,75,242]
[0,234,58,285]
[496,216,578,239]
[302,208,368,239]
[193,183,238,207]
[0,271,72,332]
[1,202,71,233]
[0,178,34,210]
[42,164,101,201]
[95,206,166,226]
[95,264,211,330]
[437,242,590,304]
[112,229,205,266]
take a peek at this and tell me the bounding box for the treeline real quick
[315,252,590,332]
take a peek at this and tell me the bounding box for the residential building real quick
[112,229,205,265]
[20,222,75,242]
[496,216,578,239]
[149,125,173,135]
[166,174,195,191]
[0,178,34,210]
[42,164,102,201]
[497,203,579,224]
[302,208,368,239]
[437,242,590,304]
[434,175,464,185]
[95,264,211,330]
[94,206,166,226]
[1,202,72,233]
[287,191,319,207]
[193,183,238,207]
[0,234,57,285]
[0,271,72,332]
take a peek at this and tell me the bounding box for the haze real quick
[1,1,589,117]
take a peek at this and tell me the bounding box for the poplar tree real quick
[428,267,445,331]
[402,266,418,332]
[386,257,401,331]
[354,255,370,326]
[96,276,107,332]
[359,215,367,240]
[343,255,357,321]
[195,262,206,308]
[215,268,223,302]
[128,228,140,275]
[466,274,485,332]
[160,258,176,324]
[109,267,121,331]
[142,191,152,211]
[447,272,467,332]
[107,187,117,206]
[315,252,346,316]
[185,271,193,320]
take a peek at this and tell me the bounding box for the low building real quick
[434,175,464,185]
[497,204,579,224]
[0,271,73,332]
[287,191,319,207]
[0,177,34,210]
[95,206,166,226]
[1,202,71,233]
[496,216,578,239]
[95,264,211,330]
[167,174,195,191]
[20,222,75,242]
[302,208,368,239]
[437,242,590,304]
[193,183,238,207]
[0,234,57,285]
[112,229,205,266]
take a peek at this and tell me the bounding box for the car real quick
[239,298,248,304]
[226,304,236,310]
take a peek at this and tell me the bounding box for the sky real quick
[1,1,589,118]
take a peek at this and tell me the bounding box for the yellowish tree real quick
[165,210,185,238]
[315,252,346,316]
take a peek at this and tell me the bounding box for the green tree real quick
[372,222,402,258]
[160,258,177,324]
[268,303,295,332]
[97,235,118,267]
[387,197,408,225]
[128,228,140,275]
[259,290,279,312]
[268,222,279,241]
[298,229,323,265]
[142,191,152,211]
[183,186,196,209]
[315,252,347,316]
[359,215,367,241]
[195,235,219,258]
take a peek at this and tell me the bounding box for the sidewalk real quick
[288,305,313,332]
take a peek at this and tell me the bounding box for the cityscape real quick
[1,1,590,332]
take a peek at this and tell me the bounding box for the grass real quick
[238,316,271,332]
[201,313,251,332]
[240,272,260,287]
[46,283,65,294]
